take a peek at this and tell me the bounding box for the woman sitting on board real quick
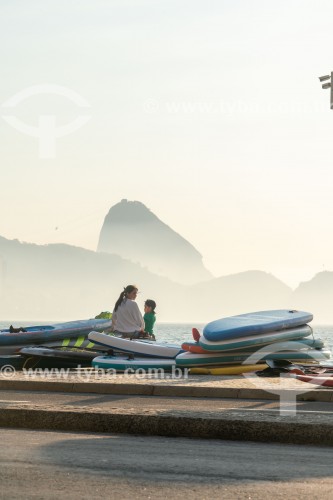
[111,285,145,339]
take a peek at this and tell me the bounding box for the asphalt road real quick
[0,429,332,499]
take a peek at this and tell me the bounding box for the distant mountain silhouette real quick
[1,201,330,322]
[293,271,333,323]
[0,235,298,322]
[0,235,179,320]
[97,199,212,285]
[190,270,292,315]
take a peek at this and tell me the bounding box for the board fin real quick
[192,328,200,342]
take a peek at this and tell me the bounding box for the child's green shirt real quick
[144,312,156,335]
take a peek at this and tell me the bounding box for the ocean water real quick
[1,321,333,364]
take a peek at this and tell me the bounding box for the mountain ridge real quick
[0,234,301,322]
[0,199,331,321]
[97,199,212,285]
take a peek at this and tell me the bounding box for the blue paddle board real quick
[176,352,256,367]
[176,348,330,367]
[92,355,176,371]
[299,338,324,349]
[0,318,113,347]
[183,336,324,353]
[199,325,312,352]
[203,310,313,341]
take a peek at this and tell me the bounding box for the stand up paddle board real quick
[198,325,312,352]
[0,318,113,348]
[176,348,329,367]
[189,364,267,375]
[0,355,25,369]
[182,336,324,354]
[88,331,183,358]
[203,310,313,341]
[176,352,258,367]
[92,355,176,371]
[19,346,100,363]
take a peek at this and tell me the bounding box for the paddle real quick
[265,359,305,374]
[266,359,333,375]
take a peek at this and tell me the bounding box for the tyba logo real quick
[242,340,329,416]
[1,84,91,159]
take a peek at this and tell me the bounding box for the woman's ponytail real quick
[114,285,138,311]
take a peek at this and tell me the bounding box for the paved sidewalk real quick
[0,369,332,401]
[0,370,332,445]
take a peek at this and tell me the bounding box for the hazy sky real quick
[1,0,333,288]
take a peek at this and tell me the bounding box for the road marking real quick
[221,407,333,414]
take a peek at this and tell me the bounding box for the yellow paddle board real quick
[190,363,267,375]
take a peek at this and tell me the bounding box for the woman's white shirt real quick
[112,299,144,333]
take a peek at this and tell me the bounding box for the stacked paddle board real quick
[18,346,102,369]
[176,310,330,373]
[0,318,113,355]
[92,356,176,371]
[88,331,182,371]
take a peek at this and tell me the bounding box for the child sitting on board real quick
[142,299,156,340]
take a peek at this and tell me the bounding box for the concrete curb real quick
[1,405,333,445]
[0,378,333,402]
